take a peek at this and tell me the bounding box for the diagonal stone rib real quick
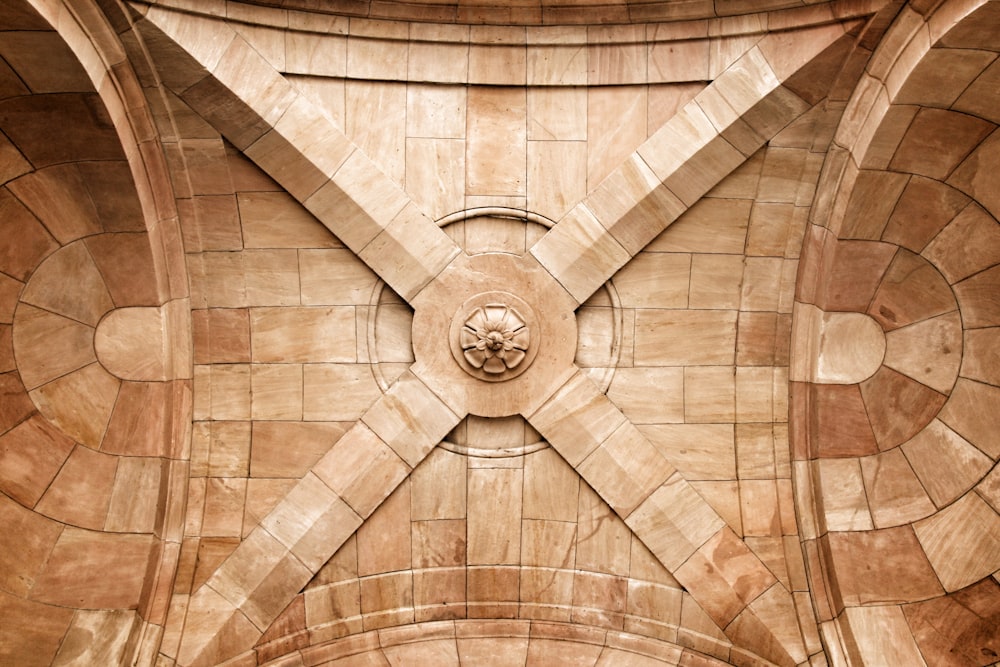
[175,370,461,666]
[135,6,459,303]
[526,368,807,666]
[530,23,857,305]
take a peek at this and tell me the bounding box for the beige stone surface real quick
[6,3,1000,666]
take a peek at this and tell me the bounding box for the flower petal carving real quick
[459,302,531,374]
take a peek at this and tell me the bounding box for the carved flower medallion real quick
[460,303,530,374]
[448,291,540,383]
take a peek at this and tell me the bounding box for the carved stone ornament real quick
[449,291,540,383]
[460,303,530,374]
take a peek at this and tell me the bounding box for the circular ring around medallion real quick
[449,291,540,382]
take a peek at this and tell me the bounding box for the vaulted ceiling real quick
[0,0,998,665]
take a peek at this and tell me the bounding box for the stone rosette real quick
[449,291,540,382]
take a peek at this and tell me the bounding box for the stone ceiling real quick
[0,0,998,665]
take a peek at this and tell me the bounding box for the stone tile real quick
[249,364,301,421]
[238,191,338,249]
[410,447,467,520]
[882,176,969,253]
[607,367,684,425]
[843,605,931,666]
[382,638,459,665]
[588,26,645,84]
[85,233,159,308]
[890,107,994,181]
[924,203,1000,284]
[178,195,242,253]
[634,310,737,366]
[735,423,775,480]
[303,150,409,254]
[34,444,115,530]
[883,311,961,394]
[313,422,411,518]
[0,492,59,598]
[405,138,465,220]
[648,198,750,254]
[201,476,247,538]
[528,87,586,141]
[263,472,362,572]
[675,528,775,627]
[251,307,355,363]
[612,253,689,309]
[529,204,631,305]
[740,479,781,537]
[0,188,58,283]
[626,473,725,571]
[406,84,466,139]
[249,421,345,478]
[903,579,1000,667]
[412,519,466,568]
[961,327,1000,388]
[683,366,736,423]
[357,203,460,302]
[726,582,806,666]
[523,446,579,522]
[520,567,573,621]
[572,570,627,628]
[828,527,943,606]
[586,155,687,257]
[202,365,251,422]
[20,241,113,327]
[819,239,895,313]
[28,362,118,449]
[458,636,529,666]
[575,483,631,577]
[808,383,878,457]
[306,359,383,420]
[588,86,648,189]
[467,566,519,618]
[243,100,353,202]
[954,264,1000,329]
[860,449,936,529]
[0,413,75,507]
[30,527,153,610]
[639,424,735,481]
[528,140,586,222]
[243,249,301,306]
[414,568,466,622]
[356,481,410,578]
[525,637,603,666]
[244,478,295,538]
[466,87,526,196]
[817,458,873,532]
[467,467,522,565]
[361,371,458,467]
[578,420,676,517]
[903,419,992,508]
[469,29,526,85]
[528,370,626,467]
[837,169,909,240]
[12,304,96,391]
[50,609,136,666]
[860,366,947,451]
[105,454,164,533]
[689,254,743,310]
[192,308,251,364]
[871,250,956,330]
[640,102,746,208]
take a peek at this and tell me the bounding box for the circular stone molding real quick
[450,291,538,382]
